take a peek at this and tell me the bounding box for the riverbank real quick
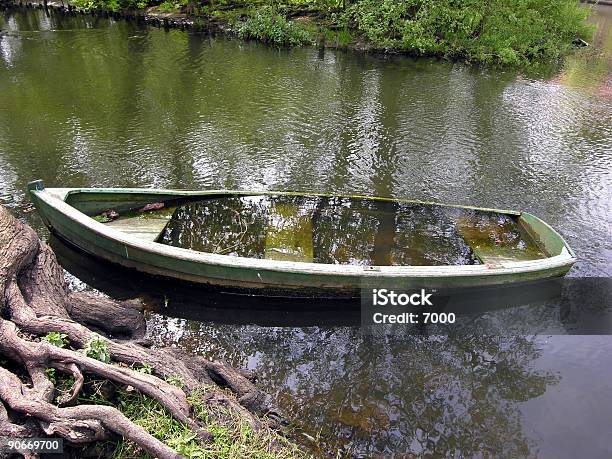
[1,0,596,66]
[0,205,310,459]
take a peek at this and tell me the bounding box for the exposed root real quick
[0,205,286,457]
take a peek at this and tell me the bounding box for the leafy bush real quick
[238,7,313,47]
[342,0,593,65]
[72,0,148,12]
[83,336,111,363]
[158,0,188,12]
[43,332,69,348]
[136,362,153,374]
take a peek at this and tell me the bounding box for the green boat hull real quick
[28,180,576,297]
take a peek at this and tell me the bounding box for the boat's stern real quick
[516,211,577,275]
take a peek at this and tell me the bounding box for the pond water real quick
[1,5,611,458]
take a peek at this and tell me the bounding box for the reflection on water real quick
[558,5,612,95]
[51,233,612,456]
[147,322,558,457]
[157,195,543,265]
[1,5,612,458]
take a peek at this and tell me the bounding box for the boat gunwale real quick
[31,185,577,278]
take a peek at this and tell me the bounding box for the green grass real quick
[111,386,309,459]
[45,368,305,457]
[112,388,205,458]
[38,331,304,456]
[322,26,353,47]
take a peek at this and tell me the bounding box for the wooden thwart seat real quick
[105,208,175,242]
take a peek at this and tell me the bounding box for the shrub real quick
[72,0,149,12]
[238,7,313,47]
[83,336,111,363]
[342,0,594,65]
[43,332,69,348]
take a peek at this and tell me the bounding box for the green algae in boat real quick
[28,180,576,297]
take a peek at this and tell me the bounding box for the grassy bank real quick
[51,373,308,458]
[112,387,307,459]
[40,332,308,458]
[57,0,596,66]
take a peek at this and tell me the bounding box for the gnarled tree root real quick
[0,205,284,458]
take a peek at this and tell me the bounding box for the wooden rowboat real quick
[28,180,576,297]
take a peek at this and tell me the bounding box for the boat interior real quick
[62,190,562,267]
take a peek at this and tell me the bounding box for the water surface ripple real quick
[1,6,611,458]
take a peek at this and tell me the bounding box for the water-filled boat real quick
[28,180,576,297]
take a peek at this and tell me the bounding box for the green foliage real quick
[238,7,313,47]
[157,0,188,12]
[83,336,111,363]
[342,0,593,65]
[136,362,153,374]
[65,0,592,64]
[45,368,57,386]
[165,374,185,388]
[113,387,307,458]
[54,375,76,404]
[43,332,69,348]
[71,0,149,13]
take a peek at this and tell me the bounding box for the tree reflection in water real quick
[147,318,558,457]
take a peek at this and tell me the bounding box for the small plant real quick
[45,368,57,386]
[136,363,153,374]
[157,0,187,12]
[43,332,69,348]
[83,336,111,364]
[165,375,184,388]
[54,375,76,404]
[167,431,204,458]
